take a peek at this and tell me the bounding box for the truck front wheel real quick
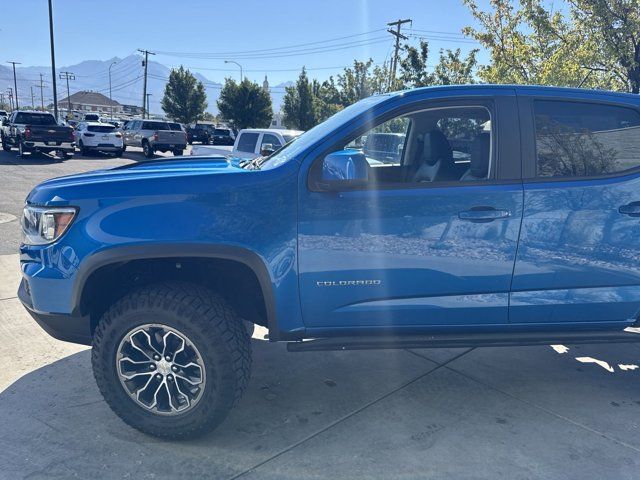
[91,282,252,439]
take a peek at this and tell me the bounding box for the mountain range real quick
[0,55,292,116]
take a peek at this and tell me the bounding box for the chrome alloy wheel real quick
[116,324,206,416]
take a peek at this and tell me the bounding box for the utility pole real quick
[146,93,152,117]
[138,49,155,119]
[30,85,35,109]
[387,18,411,90]
[109,61,117,121]
[7,88,13,111]
[7,61,21,109]
[59,71,75,119]
[48,0,59,119]
[0,93,4,109]
[39,74,46,110]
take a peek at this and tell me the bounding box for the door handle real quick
[619,202,640,217]
[458,207,510,223]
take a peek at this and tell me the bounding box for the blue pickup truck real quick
[18,85,640,438]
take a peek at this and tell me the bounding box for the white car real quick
[75,121,124,156]
[190,128,303,159]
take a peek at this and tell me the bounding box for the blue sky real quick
[1,0,491,85]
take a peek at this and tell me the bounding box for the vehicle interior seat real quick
[409,129,458,183]
[460,133,490,181]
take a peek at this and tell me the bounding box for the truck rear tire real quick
[1,135,10,152]
[91,282,251,439]
[143,141,154,158]
[18,141,30,158]
[172,149,184,156]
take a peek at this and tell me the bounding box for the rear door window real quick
[142,121,169,130]
[534,100,640,178]
[236,132,259,153]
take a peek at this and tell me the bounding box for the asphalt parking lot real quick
[2,147,640,479]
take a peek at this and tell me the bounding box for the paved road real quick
[1,145,640,479]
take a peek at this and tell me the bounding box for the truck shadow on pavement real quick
[2,339,640,479]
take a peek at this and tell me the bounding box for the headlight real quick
[21,206,77,245]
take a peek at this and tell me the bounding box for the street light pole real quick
[109,61,117,121]
[7,61,21,110]
[48,0,59,120]
[224,60,243,83]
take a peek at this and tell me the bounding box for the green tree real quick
[398,40,478,88]
[337,60,389,105]
[313,77,343,122]
[161,66,208,123]
[569,0,640,93]
[217,78,273,130]
[462,0,634,91]
[283,67,318,130]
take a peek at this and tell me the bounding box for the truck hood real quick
[27,156,247,204]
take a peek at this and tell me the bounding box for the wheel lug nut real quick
[156,374,162,379]
[167,375,173,381]
[149,364,155,370]
[154,354,160,361]
[165,355,171,361]
[172,366,178,372]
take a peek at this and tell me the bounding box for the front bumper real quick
[18,277,92,346]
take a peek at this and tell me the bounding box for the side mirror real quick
[1,118,7,126]
[319,149,369,190]
[260,143,274,156]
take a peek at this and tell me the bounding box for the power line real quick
[155,28,387,57]
[154,37,390,60]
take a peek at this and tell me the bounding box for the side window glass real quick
[327,106,492,188]
[236,132,259,153]
[261,133,282,149]
[534,100,640,178]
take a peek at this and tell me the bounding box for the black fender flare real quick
[71,243,279,339]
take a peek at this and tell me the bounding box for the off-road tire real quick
[172,149,184,156]
[91,282,252,439]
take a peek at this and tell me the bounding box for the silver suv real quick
[122,120,187,158]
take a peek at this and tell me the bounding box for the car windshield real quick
[260,94,391,170]
[169,123,183,131]
[14,113,57,125]
[214,129,230,135]
[87,125,116,132]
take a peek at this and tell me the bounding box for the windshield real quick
[14,113,57,125]
[214,129,230,135]
[260,94,391,170]
[169,123,183,131]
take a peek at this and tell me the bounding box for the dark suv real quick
[211,127,235,145]
[186,124,211,145]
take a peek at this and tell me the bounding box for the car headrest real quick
[423,129,453,166]
[470,133,490,178]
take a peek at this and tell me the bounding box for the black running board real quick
[286,329,640,352]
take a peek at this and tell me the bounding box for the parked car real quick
[190,128,303,159]
[75,121,124,156]
[1,110,75,159]
[185,124,211,145]
[0,110,8,120]
[19,85,640,439]
[211,127,235,145]
[122,119,187,158]
[84,113,100,122]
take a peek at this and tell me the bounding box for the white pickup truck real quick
[190,128,303,159]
